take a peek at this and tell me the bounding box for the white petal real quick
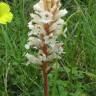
[28,31,33,36]
[25,44,30,49]
[39,11,53,24]
[59,9,68,17]
[33,0,44,12]
[28,21,34,29]
[25,53,41,64]
[27,37,40,47]
[39,54,47,62]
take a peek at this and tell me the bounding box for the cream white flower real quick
[47,52,61,61]
[28,37,40,47]
[28,24,45,36]
[25,53,41,65]
[30,13,40,24]
[33,0,44,12]
[28,21,34,29]
[39,11,53,24]
[25,44,30,49]
[49,19,64,34]
[30,11,52,24]
[59,9,68,17]
[44,36,57,46]
[34,24,45,34]
[50,43,64,54]
[28,31,33,36]
[39,54,47,62]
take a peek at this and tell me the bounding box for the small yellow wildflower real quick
[0,2,13,24]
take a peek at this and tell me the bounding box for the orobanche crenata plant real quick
[25,0,68,96]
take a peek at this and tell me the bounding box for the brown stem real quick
[40,17,50,96]
[42,62,49,96]
[40,42,49,96]
[41,43,49,96]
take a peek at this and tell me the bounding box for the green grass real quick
[0,0,96,96]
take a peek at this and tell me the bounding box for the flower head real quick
[0,2,13,24]
[25,0,68,64]
[39,11,53,24]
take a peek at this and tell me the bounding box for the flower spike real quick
[25,0,68,96]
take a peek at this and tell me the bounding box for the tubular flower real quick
[0,2,13,24]
[25,0,68,65]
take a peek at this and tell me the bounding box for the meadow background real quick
[0,0,96,96]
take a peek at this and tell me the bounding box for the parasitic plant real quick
[25,0,67,96]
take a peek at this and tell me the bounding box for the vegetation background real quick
[0,0,96,96]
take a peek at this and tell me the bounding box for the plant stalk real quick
[42,62,49,96]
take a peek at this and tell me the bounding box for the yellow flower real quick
[0,2,13,24]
